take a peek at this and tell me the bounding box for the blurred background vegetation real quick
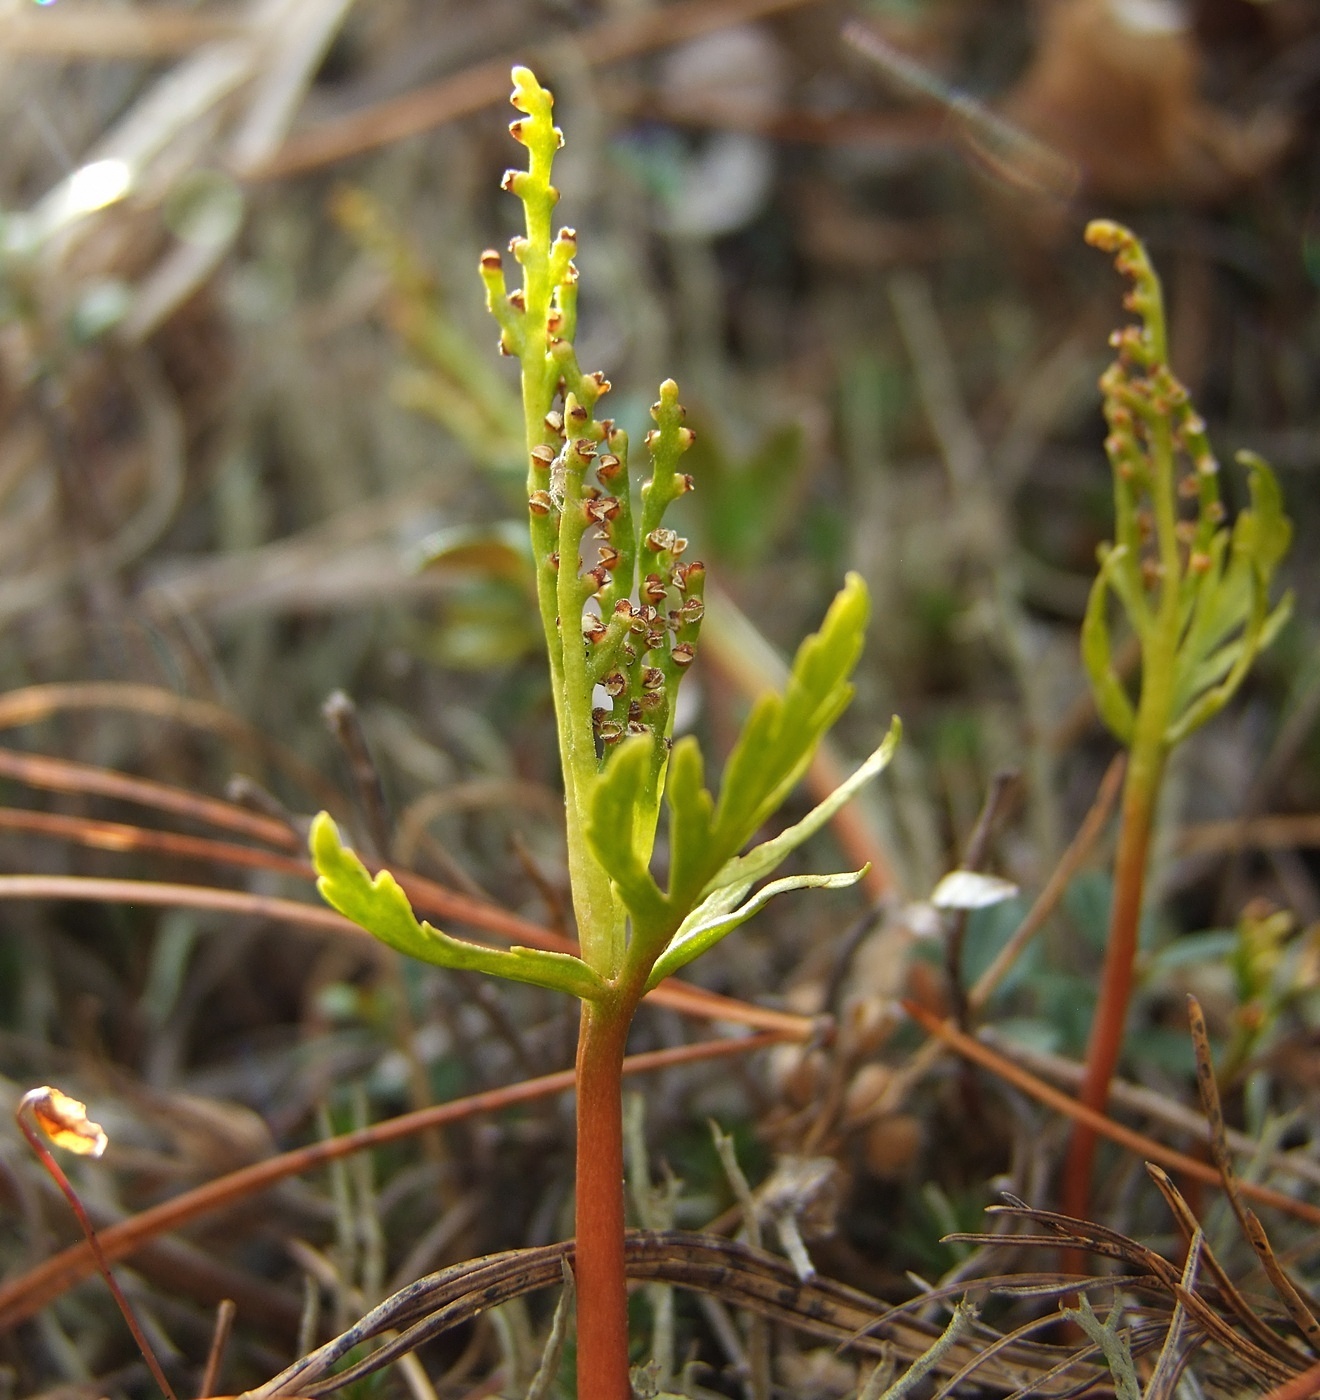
[0,0,1318,1394]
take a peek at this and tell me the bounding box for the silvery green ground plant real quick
[310,67,898,1398]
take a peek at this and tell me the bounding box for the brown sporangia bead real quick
[545,410,564,435]
[641,667,664,692]
[585,566,609,591]
[602,672,627,698]
[597,545,621,571]
[529,490,554,515]
[584,371,611,396]
[671,643,696,667]
[613,598,635,617]
[584,617,608,645]
[645,528,677,554]
[641,573,667,604]
[530,444,557,467]
[507,289,526,312]
[479,249,502,271]
[595,454,621,484]
[597,721,624,744]
[567,402,590,429]
[626,720,649,736]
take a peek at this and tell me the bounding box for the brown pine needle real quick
[901,998,1320,1230]
[0,1034,789,1332]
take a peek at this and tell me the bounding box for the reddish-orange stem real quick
[574,999,634,1400]
[1061,763,1159,1223]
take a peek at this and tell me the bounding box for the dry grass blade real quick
[1178,813,1320,857]
[950,1204,1300,1389]
[1145,1164,1302,1366]
[0,874,386,946]
[0,747,301,850]
[0,806,311,877]
[969,753,1124,1013]
[0,684,336,807]
[0,6,243,58]
[1188,995,1320,1355]
[1187,993,1254,1239]
[200,1299,238,1400]
[248,1232,1089,1399]
[0,868,813,1035]
[1244,1211,1320,1359]
[0,1036,788,1333]
[254,0,835,181]
[1143,1229,1203,1400]
[964,1205,1180,1285]
[0,746,816,1036]
[902,998,1320,1229]
[985,1034,1320,1195]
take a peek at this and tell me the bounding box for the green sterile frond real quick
[1235,451,1292,577]
[708,573,869,852]
[1166,452,1292,744]
[664,735,715,909]
[583,737,669,936]
[705,718,900,899]
[310,813,605,1001]
[646,869,866,989]
[1167,585,1292,747]
[1081,548,1136,745]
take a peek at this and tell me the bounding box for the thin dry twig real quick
[0,683,336,808]
[0,871,815,1035]
[0,747,301,850]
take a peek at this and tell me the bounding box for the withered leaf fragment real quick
[21,1086,108,1158]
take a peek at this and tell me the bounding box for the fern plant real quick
[310,67,898,1398]
[1062,220,1291,1222]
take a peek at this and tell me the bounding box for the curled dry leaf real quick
[21,1087,108,1158]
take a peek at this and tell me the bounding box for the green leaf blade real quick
[311,813,605,1000]
[709,572,870,866]
[647,869,866,988]
[583,737,670,937]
